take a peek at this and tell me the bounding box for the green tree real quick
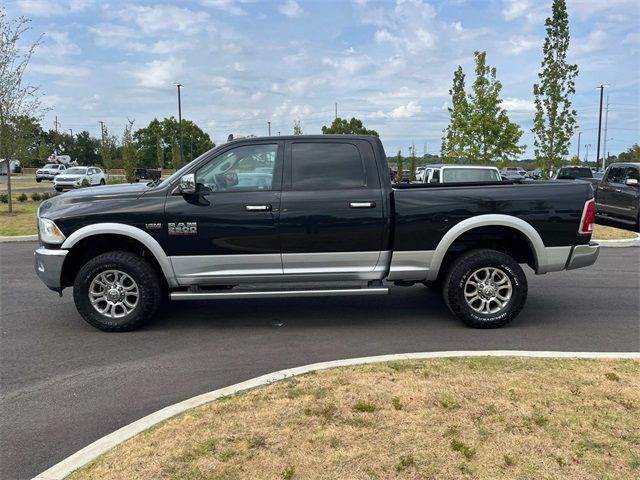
[37,135,50,164]
[409,146,416,181]
[156,135,164,169]
[293,119,302,135]
[0,9,46,213]
[441,66,470,163]
[321,117,378,136]
[99,126,117,170]
[70,130,100,166]
[171,140,181,170]
[396,149,403,182]
[617,144,640,163]
[532,0,579,178]
[133,117,214,169]
[467,51,525,164]
[121,120,137,182]
[569,154,580,165]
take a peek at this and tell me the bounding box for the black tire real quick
[442,249,527,329]
[54,187,62,192]
[73,251,162,332]
[36,178,41,183]
[100,179,106,185]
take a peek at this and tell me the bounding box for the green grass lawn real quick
[0,200,39,236]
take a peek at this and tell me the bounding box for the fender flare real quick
[429,214,547,275]
[61,223,178,287]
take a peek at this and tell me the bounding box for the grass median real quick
[592,224,637,240]
[70,357,639,480]
[0,199,39,236]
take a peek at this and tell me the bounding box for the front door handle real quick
[349,201,376,208]
[246,204,272,211]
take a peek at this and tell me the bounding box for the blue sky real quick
[5,0,640,159]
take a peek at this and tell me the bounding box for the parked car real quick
[34,135,599,332]
[501,166,526,177]
[36,163,67,182]
[422,164,502,183]
[134,168,161,183]
[595,162,640,231]
[53,166,106,191]
[416,167,426,182]
[554,166,601,189]
[524,169,542,180]
[0,159,22,175]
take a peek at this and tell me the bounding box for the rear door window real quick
[291,142,365,190]
[606,167,625,184]
[624,167,639,182]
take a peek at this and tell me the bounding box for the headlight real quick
[38,218,66,244]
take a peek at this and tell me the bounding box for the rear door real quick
[609,166,640,221]
[279,139,386,277]
[597,166,625,216]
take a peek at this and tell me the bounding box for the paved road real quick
[1,242,639,479]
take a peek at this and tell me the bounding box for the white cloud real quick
[14,0,92,16]
[200,0,250,16]
[112,5,209,36]
[504,35,540,55]
[279,0,303,18]
[131,58,184,89]
[388,101,422,118]
[322,55,372,75]
[37,31,81,57]
[501,0,547,23]
[502,97,536,112]
[30,63,90,77]
[572,29,607,55]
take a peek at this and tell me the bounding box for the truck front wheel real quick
[73,251,162,332]
[442,249,527,329]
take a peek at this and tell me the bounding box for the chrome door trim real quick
[597,202,634,212]
[349,201,376,208]
[170,254,283,280]
[282,251,389,274]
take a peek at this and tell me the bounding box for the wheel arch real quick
[430,214,547,276]
[61,224,177,288]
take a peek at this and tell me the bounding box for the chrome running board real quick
[170,287,389,301]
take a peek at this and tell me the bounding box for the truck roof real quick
[226,134,380,144]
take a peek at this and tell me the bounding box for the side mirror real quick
[179,173,196,194]
[625,178,639,187]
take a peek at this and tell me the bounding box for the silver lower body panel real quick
[171,287,389,301]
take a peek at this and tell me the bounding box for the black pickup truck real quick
[35,135,599,331]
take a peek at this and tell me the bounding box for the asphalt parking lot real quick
[1,241,639,479]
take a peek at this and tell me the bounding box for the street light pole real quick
[577,131,581,160]
[174,83,183,167]
[595,84,608,171]
[585,144,591,163]
[267,121,271,136]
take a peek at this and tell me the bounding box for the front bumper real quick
[34,247,68,292]
[566,242,600,270]
[54,182,80,189]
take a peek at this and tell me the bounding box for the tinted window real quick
[430,169,440,183]
[291,143,365,190]
[442,168,501,182]
[196,144,278,193]
[624,167,639,182]
[557,167,592,179]
[606,167,626,184]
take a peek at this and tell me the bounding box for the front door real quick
[278,139,386,277]
[164,142,284,284]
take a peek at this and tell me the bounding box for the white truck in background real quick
[35,154,78,182]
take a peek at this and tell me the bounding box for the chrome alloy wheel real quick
[88,270,139,318]
[463,267,512,315]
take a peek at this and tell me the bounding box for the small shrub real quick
[437,395,461,410]
[504,454,516,466]
[80,178,91,188]
[248,434,266,449]
[30,192,42,201]
[531,410,549,427]
[392,397,402,411]
[353,401,376,413]
[450,439,476,459]
[0,193,8,203]
[396,454,416,471]
[17,193,28,202]
[281,465,295,479]
[605,372,620,382]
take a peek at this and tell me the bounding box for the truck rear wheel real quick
[73,251,162,332]
[442,249,527,329]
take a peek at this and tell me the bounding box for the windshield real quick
[442,168,501,182]
[65,167,87,175]
[557,168,592,179]
[43,164,57,169]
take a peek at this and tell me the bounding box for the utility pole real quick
[99,121,105,144]
[595,84,607,171]
[68,128,73,138]
[335,103,338,119]
[577,131,581,160]
[602,95,609,169]
[174,83,183,166]
[585,144,591,163]
[267,121,271,136]
[54,116,60,154]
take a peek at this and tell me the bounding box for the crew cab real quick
[595,162,640,231]
[36,163,67,181]
[34,135,599,332]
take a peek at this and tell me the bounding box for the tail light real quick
[579,198,596,234]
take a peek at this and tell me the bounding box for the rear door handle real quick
[349,201,376,208]
[245,204,272,211]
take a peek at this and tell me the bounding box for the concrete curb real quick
[33,350,640,480]
[594,232,640,248]
[0,234,38,243]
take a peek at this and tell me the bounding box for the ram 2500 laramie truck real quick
[34,135,600,331]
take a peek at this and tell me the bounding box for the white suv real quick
[53,166,106,191]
